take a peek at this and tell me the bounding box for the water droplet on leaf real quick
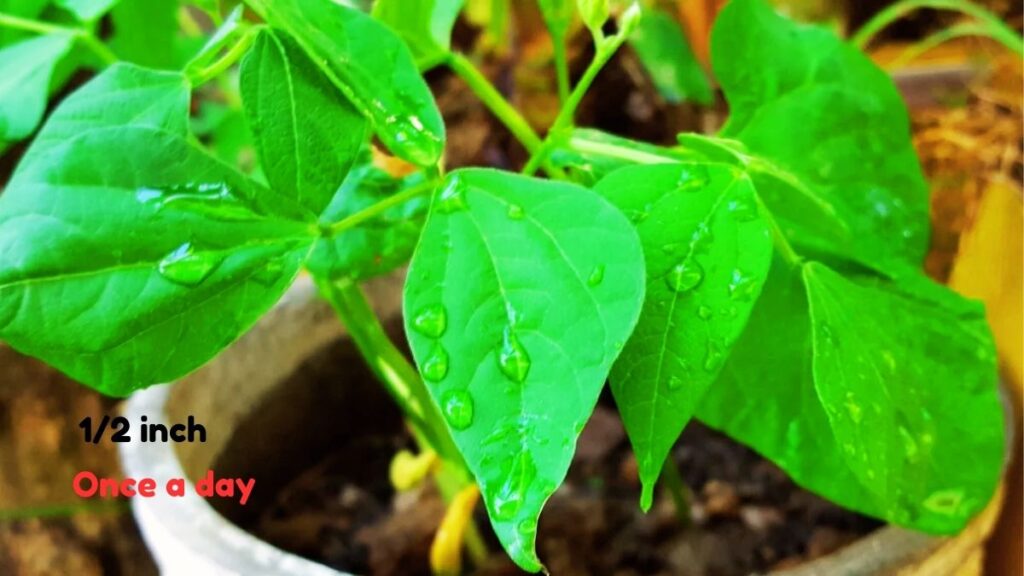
[588,265,606,287]
[703,341,724,372]
[697,306,713,320]
[437,176,469,214]
[158,242,221,286]
[728,269,758,302]
[413,304,447,338]
[666,260,704,293]
[675,165,711,193]
[422,343,450,382]
[497,327,531,383]
[507,204,525,220]
[441,389,474,430]
[727,192,758,222]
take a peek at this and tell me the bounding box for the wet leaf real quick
[0,65,316,396]
[711,0,930,271]
[248,0,446,167]
[697,260,1004,534]
[240,28,369,216]
[595,163,772,508]
[403,169,645,572]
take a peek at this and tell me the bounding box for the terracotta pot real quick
[119,275,1011,576]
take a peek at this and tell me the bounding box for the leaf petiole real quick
[445,52,567,179]
[322,177,439,238]
[0,11,117,65]
[188,26,260,87]
[523,31,631,175]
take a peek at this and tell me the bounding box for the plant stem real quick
[324,178,439,237]
[660,459,692,529]
[445,52,566,179]
[552,32,571,104]
[0,11,117,65]
[851,0,1023,56]
[523,36,626,175]
[188,28,258,88]
[316,279,488,563]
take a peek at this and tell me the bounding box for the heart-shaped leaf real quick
[0,64,316,395]
[403,169,645,571]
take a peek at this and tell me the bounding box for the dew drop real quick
[727,192,758,222]
[666,260,704,293]
[497,327,531,383]
[844,392,864,424]
[137,182,256,221]
[675,165,711,193]
[158,242,221,286]
[492,453,536,520]
[440,389,474,430]
[667,375,684,391]
[507,203,525,220]
[437,176,469,214]
[422,343,450,382]
[899,425,920,463]
[703,341,724,372]
[626,208,650,223]
[587,265,606,287]
[413,304,448,338]
[728,269,758,302]
[697,305,713,320]
[517,519,538,537]
[690,222,713,252]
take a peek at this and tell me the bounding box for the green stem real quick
[755,194,802,267]
[0,11,117,65]
[445,52,566,179]
[523,36,626,175]
[324,178,439,237]
[188,28,258,87]
[661,459,692,529]
[316,279,488,563]
[851,0,1023,56]
[552,31,571,104]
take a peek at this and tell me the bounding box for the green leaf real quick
[537,0,574,39]
[240,28,370,217]
[110,0,180,68]
[373,0,465,70]
[576,0,608,34]
[710,0,929,269]
[56,0,119,21]
[595,162,772,508]
[307,156,429,282]
[0,64,317,396]
[628,7,711,105]
[0,33,75,141]
[697,260,1004,533]
[403,169,645,572]
[248,0,446,167]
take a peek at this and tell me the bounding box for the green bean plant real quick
[0,0,1011,572]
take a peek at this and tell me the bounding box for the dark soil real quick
[214,336,881,576]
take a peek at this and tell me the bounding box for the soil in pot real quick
[204,329,881,576]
